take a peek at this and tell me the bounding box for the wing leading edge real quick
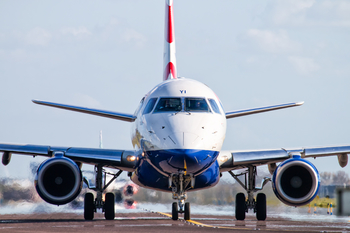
[218,145,350,172]
[32,100,136,122]
[225,101,304,119]
[0,143,138,172]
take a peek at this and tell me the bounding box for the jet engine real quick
[35,157,82,205]
[272,156,320,206]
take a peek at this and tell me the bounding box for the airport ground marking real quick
[143,208,262,231]
[142,208,331,232]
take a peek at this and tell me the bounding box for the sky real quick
[0,0,350,180]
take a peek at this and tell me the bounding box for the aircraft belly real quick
[131,159,220,192]
[192,161,220,191]
[131,160,172,192]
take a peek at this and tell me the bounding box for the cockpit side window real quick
[154,98,182,112]
[143,98,158,114]
[134,97,145,115]
[185,98,211,112]
[208,99,221,114]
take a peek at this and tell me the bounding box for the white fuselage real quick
[131,78,226,176]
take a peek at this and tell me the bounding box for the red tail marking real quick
[166,4,174,43]
[163,62,177,80]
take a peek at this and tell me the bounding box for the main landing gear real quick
[229,166,271,221]
[169,171,194,220]
[83,165,123,220]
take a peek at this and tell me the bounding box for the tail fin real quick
[163,0,177,81]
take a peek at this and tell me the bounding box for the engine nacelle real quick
[272,156,320,206]
[35,156,82,205]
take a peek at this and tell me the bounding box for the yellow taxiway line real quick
[150,209,312,232]
[155,211,255,230]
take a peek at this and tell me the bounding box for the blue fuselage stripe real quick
[145,149,219,175]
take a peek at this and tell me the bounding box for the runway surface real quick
[1,208,350,233]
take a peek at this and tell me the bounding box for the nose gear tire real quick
[172,202,178,220]
[184,202,190,220]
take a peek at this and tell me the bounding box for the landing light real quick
[127,155,137,162]
[219,155,228,163]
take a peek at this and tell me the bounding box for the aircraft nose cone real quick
[146,132,219,175]
[166,150,195,171]
[166,149,218,174]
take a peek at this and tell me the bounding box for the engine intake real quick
[272,157,320,206]
[35,156,82,205]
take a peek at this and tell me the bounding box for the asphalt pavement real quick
[1,210,349,233]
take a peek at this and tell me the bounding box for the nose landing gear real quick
[172,200,191,220]
[169,171,193,220]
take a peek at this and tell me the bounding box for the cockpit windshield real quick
[185,98,210,112]
[154,98,182,112]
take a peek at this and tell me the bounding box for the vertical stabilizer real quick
[163,0,177,81]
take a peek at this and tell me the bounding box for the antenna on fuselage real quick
[163,0,178,81]
[99,130,103,149]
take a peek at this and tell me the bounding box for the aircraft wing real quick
[225,101,304,119]
[218,145,350,172]
[0,143,138,172]
[32,100,136,122]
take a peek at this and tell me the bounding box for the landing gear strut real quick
[169,171,193,220]
[229,166,270,221]
[83,165,123,220]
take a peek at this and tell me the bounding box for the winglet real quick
[163,0,177,81]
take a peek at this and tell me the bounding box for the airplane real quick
[1,0,349,221]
